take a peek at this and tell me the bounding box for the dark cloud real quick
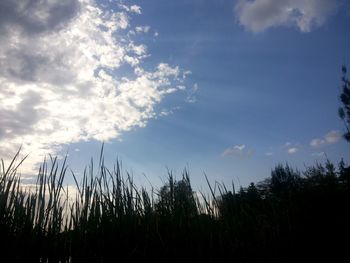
[0,0,80,35]
[1,49,77,85]
[0,91,43,140]
[4,50,48,82]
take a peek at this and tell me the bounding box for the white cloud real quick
[222,144,254,158]
[0,0,188,174]
[282,141,300,154]
[287,147,298,154]
[265,152,273,156]
[235,0,340,33]
[130,5,142,14]
[310,130,341,147]
[128,42,147,56]
[119,4,142,14]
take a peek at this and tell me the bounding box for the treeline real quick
[0,152,349,262]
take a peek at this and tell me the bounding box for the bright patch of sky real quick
[0,0,349,188]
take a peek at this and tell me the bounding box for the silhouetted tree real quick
[339,65,350,141]
[156,172,197,219]
[269,164,301,196]
[338,158,350,188]
[217,191,236,219]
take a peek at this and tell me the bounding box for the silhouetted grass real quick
[0,149,349,262]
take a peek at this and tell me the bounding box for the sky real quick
[0,0,349,189]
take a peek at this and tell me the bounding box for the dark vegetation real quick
[0,149,349,262]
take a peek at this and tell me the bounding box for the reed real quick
[0,149,349,262]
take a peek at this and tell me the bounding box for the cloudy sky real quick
[0,0,349,188]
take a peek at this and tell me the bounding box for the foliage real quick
[339,65,350,141]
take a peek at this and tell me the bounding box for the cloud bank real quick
[235,0,340,33]
[0,0,188,173]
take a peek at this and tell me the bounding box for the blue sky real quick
[0,0,349,189]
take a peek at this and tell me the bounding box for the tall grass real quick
[0,150,349,262]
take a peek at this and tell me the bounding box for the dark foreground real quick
[1,153,349,262]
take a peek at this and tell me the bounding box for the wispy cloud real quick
[158,106,181,117]
[234,0,340,33]
[185,83,199,103]
[0,0,189,174]
[310,130,342,147]
[310,138,326,147]
[324,130,342,143]
[312,151,325,157]
[135,26,151,34]
[222,144,254,158]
